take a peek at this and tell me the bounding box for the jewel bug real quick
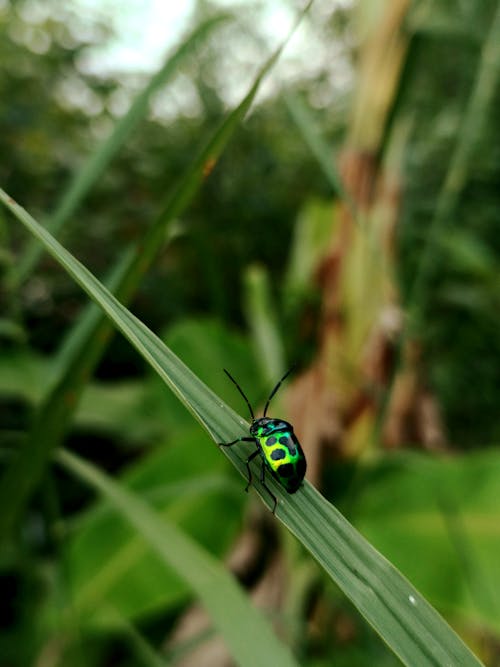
[219,367,306,513]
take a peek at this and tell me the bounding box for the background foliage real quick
[1,0,499,665]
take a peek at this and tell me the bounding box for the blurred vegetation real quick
[0,0,499,665]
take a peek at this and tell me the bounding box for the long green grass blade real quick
[57,448,299,667]
[13,15,228,285]
[407,2,500,326]
[283,90,345,198]
[0,188,483,666]
[243,264,286,383]
[0,6,311,537]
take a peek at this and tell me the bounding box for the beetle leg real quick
[244,448,260,491]
[260,462,278,514]
[218,436,255,447]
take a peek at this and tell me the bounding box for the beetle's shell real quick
[250,417,306,493]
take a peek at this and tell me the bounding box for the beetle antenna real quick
[224,369,255,420]
[263,366,295,417]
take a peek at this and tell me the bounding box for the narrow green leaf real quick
[64,431,242,623]
[0,186,250,443]
[49,246,137,383]
[57,448,299,667]
[283,90,347,200]
[0,5,310,536]
[283,197,337,299]
[14,14,229,284]
[0,186,484,667]
[88,605,169,667]
[407,2,500,326]
[243,264,286,383]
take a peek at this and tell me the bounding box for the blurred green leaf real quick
[57,448,298,667]
[283,91,346,200]
[243,264,286,384]
[0,350,48,403]
[352,450,500,633]
[14,14,230,284]
[408,2,500,325]
[164,317,261,403]
[284,197,337,299]
[439,231,498,278]
[62,430,242,625]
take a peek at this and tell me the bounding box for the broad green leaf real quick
[57,448,298,667]
[0,187,484,667]
[76,379,155,438]
[351,450,500,633]
[0,350,48,404]
[0,350,160,439]
[164,318,262,405]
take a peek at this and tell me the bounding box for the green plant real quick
[0,187,484,666]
